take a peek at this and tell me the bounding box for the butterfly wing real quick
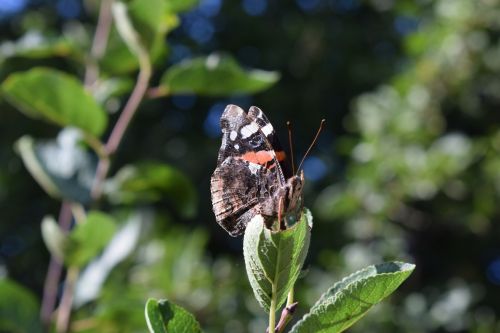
[247,106,293,179]
[210,157,275,236]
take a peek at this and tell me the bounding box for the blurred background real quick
[1,0,500,332]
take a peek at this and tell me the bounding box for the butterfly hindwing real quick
[211,157,273,236]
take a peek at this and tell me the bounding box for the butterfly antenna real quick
[297,119,326,172]
[287,121,296,175]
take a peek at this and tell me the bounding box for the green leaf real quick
[243,209,312,312]
[105,162,197,218]
[145,298,201,333]
[112,2,147,58]
[101,3,176,74]
[290,262,415,333]
[93,77,135,103]
[41,215,67,262]
[1,68,107,137]
[0,30,78,61]
[127,0,174,49]
[15,131,96,204]
[0,279,42,333]
[161,53,280,96]
[65,211,117,267]
[99,28,141,74]
[164,0,199,13]
[41,211,116,267]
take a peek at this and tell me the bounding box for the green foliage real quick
[243,210,311,312]
[290,262,415,333]
[15,133,95,203]
[42,211,116,267]
[65,211,117,267]
[10,0,500,331]
[161,54,280,96]
[0,279,42,333]
[145,298,202,333]
[41,215,66,262]
[112,2,149,59]
[1,68,107,137]
[0,31,77,62]
[163,0,199,13]
[105,162,197,218]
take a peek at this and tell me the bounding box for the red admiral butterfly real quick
[210,105,304,237]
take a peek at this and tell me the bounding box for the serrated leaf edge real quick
[291,262,415,333]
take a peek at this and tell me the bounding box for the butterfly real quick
[210,105,304,236]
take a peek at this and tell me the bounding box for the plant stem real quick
[84,0,113,88]
[105,51,151,155]
[40,0,113,327]
[92,44,152,199]
[287,288,294,307]
[40,201,73,327]
[55,267,80,333]
[273,289,297,333]
[269,283,277,333]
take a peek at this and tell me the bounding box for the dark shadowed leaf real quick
[160,53,280,96]
[243,210,312,312]
[15,131,96,204]
[145,298,201,333]
[0,279,42,333]
[105,162,197,218]
[1,68,108,136]
[290,262,415,333]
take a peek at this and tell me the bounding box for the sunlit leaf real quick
[1,68,108,137]
[128,0,167,49]
[105,162,197,218]
[100,28,141,74]
[74,212,143,307]
[0,279,42,333]
[112,2,146,58]
[41,215,67,262]
[164,0,199,13]
[290,262,415,333]
[93,77,134,103]
[101,2,176,74]
[0,30,77,61]
[65,211,117,267]
[243,210,312,312]
[145,298,201,333]
[15,131,96,204]
[160,53,280,96]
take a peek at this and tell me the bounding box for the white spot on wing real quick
[234,144,240,150]
[248,163,260,175]
[240,122,259,139]
[261,123,274,136]
[230,130,237,141]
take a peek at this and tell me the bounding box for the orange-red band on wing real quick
[240,150,275,165]
[275,150,286,162]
